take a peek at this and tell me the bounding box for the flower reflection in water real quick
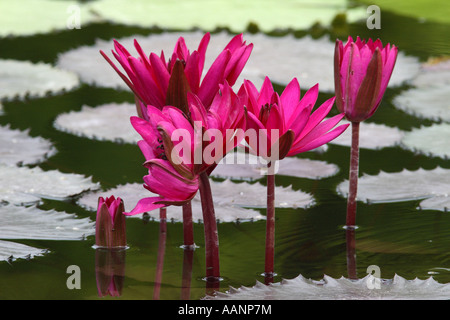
[95,248,126,298]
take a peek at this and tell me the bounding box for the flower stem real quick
[198,171,220,281]
[182,201,195,249]
[265,163,275,279]
[153,211,166,300]
[346,121,360,227]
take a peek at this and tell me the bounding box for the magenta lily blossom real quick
[95,196,126,248]
[127,82,246,280]
[334,36,398,227]
[334,36,398,122]
[101,32,252,251]
[100,32,253,118]
[243,76,349,161]
[242,76,349,279]
[125,81,246,216]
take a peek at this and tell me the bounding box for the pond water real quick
[0,3,449,300]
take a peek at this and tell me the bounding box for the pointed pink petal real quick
[197,32,210,77]
[280,78,301,123]
[257,77,275,107]
[293,89,329,142]
[288,122,349,155]
[292,113,346,152]
[124,197,166,215]
[149,52,170,95]
[127,56,165,107]
[198,49,231,107]
[184,50,201,93]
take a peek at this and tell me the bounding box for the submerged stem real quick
[198,171,220,281]
[265,162,276,278]
[346,121,360,227]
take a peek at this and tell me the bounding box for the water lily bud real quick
[95,196,126,248]
[334,36,398,122]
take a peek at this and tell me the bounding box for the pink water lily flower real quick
[334,36,398,228]
[334,36,398,122]
[95,196,126,248]
[100,32,253,118]
[125,82,246,216]
[243,76,349,161]
[242,76,348,279]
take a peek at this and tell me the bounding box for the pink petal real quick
[280,78,301,123]
[257,76,275,107]
[292,113,345,151]
[198,49,231,107]
[127,56,165,107]
[288,122,349,155]
[184,50,201,93]
[197,32,210,77]
[124,196,166,215]
[149,52,170,95]
[294,92,332,143]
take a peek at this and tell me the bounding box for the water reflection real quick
[346,227,357,280]
[95,248,126,297]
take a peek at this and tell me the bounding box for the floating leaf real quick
[53,103,140,144]
[393,59,450,123]
[0,0,100,37]
[56,32,420,93]
[329,120,405,150]
[86,0,367,32]
[0,164,99,205]
[0,125,56,166]
[0,240,46,262]
[209,179,314,209]
[337,167,450,211]
[212,151,338,180]
[401,123,450,159]
[204,274,450,300]
[0,204,94,240]
[418,195,450,212]
[77,183,265,223]
[0,59,79,100]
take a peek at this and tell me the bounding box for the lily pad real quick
[336,167,450,211]
[393,58,450,123]
[53,103,140,144]
[0,240,46,262]
[0,59,79,101]
[329,120,405,150]
[0,125,56,166]
[401,123,450,159]
[0,164,99,206]
[205,274,450,300]
[77,183,265,223]
[0,0,100,37]
[86,0,367,32]
[56,32,420,93]
[209,179,314,209]
[0,204,94,240]
[418,195,450,212]
[212,151,339,180]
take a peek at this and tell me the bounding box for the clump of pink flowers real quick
[99,32,397,285]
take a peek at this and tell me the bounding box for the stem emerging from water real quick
[346,121,360,227]
[265,162,275,279]
[198,171,220,281]
[182,202,195,249]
